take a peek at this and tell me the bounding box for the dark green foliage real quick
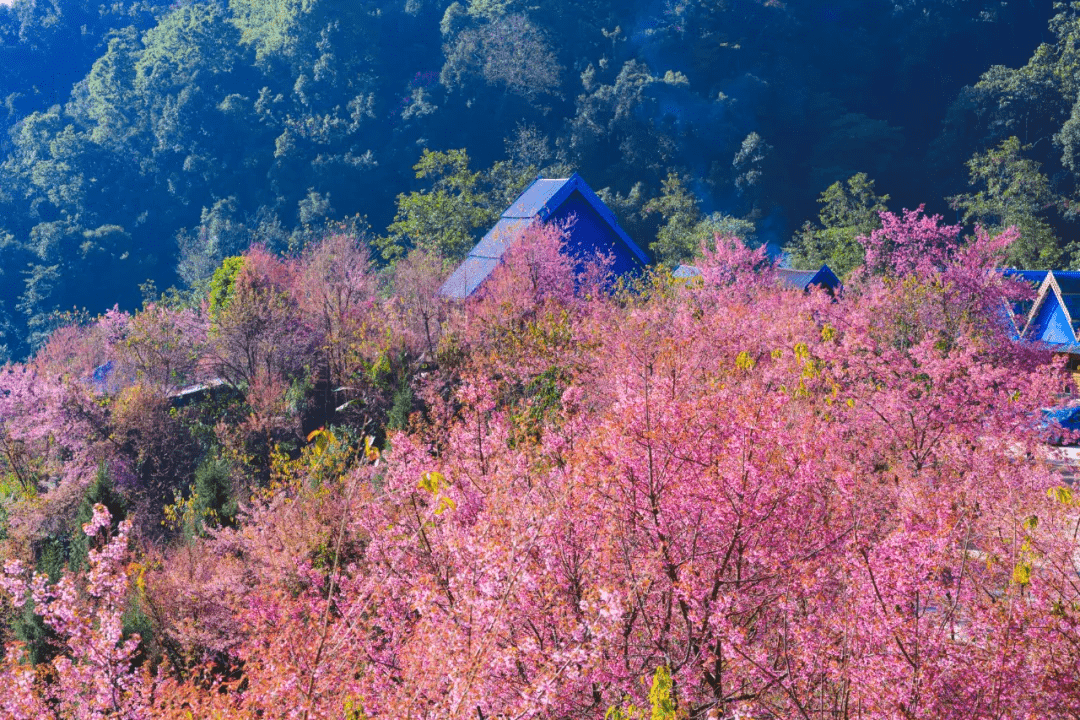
[509,365,568,446]
[9,466,143,667]
[9,467,127,665]
[379,149,534,262]
[0,0,1060,354]
[949,137,1070,269]
[12,591,57,666]
[380,149,499,262]
[644,173,702,266]
[441,11,562,100]
[645,173,755,266]
[17,465,126,598]
[789,174,890,278]
[120,593,155,669]
[68,465,128,574]
[928,3,1080,265]
[36,535,68,584]
[190,455,237,533]
[387,384,416,432]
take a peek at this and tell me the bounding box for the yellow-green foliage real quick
[208,256,246,319]
[606,666,683,720]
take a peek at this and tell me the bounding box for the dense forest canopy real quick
[0,0,1066,359]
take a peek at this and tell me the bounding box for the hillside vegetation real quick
[0,0,1075,358]
[1,216,1079,717]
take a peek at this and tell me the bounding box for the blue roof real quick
[1030,292,1076,344]
[1012,269,1080,351]
[1056,273,1080,295]
[439,256,501,299]
[503,180,568,218]
[1001,269,1050,285]
[775,269,817,288]
[666,264,841,292]
[809,265,841,291]
[440,173,649,299]
[469,218,532,260]
[90,361,116,394]
[774,265,841,292]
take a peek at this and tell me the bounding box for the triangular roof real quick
[1010,269,1080,351]
[1001,269,1051,336]
[671,263,842,293]
[439,173,649,299]
[776,265,841,292]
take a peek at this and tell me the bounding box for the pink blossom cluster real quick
[0,217,1077,718]
[1,505,148,718]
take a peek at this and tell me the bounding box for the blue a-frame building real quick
[440,173,650,299]
[672,263,842,293]
[1008,269,1080,355]
[775,266,842,292]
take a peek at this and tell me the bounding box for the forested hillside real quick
[0,0,1069,359]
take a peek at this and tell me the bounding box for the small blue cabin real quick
[776,266,842,293]
[1007,269,1080,354]
[672,263,842,294]
[439,173,650,299]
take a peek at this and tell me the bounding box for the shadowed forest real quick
[0,0,1071,359]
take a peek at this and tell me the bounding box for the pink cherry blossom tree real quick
[0,504,152,718]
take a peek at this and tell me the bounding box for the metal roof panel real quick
[776,269,817,289]
[471,218,531,259]
[439,173,650,298]
[1063,295,1080,329]
[503,179,568,218]
[1056,274,1080,295]
[439,256,501,299]
[564,175,650,265]
[1001,269,1050,285]
[672,264,702,279]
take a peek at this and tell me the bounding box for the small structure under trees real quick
[673,262,842,294]
[1009,269,1080,369]
[439,173,649,298]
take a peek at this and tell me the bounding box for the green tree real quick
[67,464,127,574]
[970,8,1080,150]
[208,256,247,320]
[732,131,772,214]
[949,137,1067,269]
[176,198,253,290]
[645,172,754,266]
[789,172,890,277]
[189,455,237,537]
[934,4,1080,198]
[567,60,676,180]
[441,12,562,100]
[605,666,682,720]
[379,148,533,262]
